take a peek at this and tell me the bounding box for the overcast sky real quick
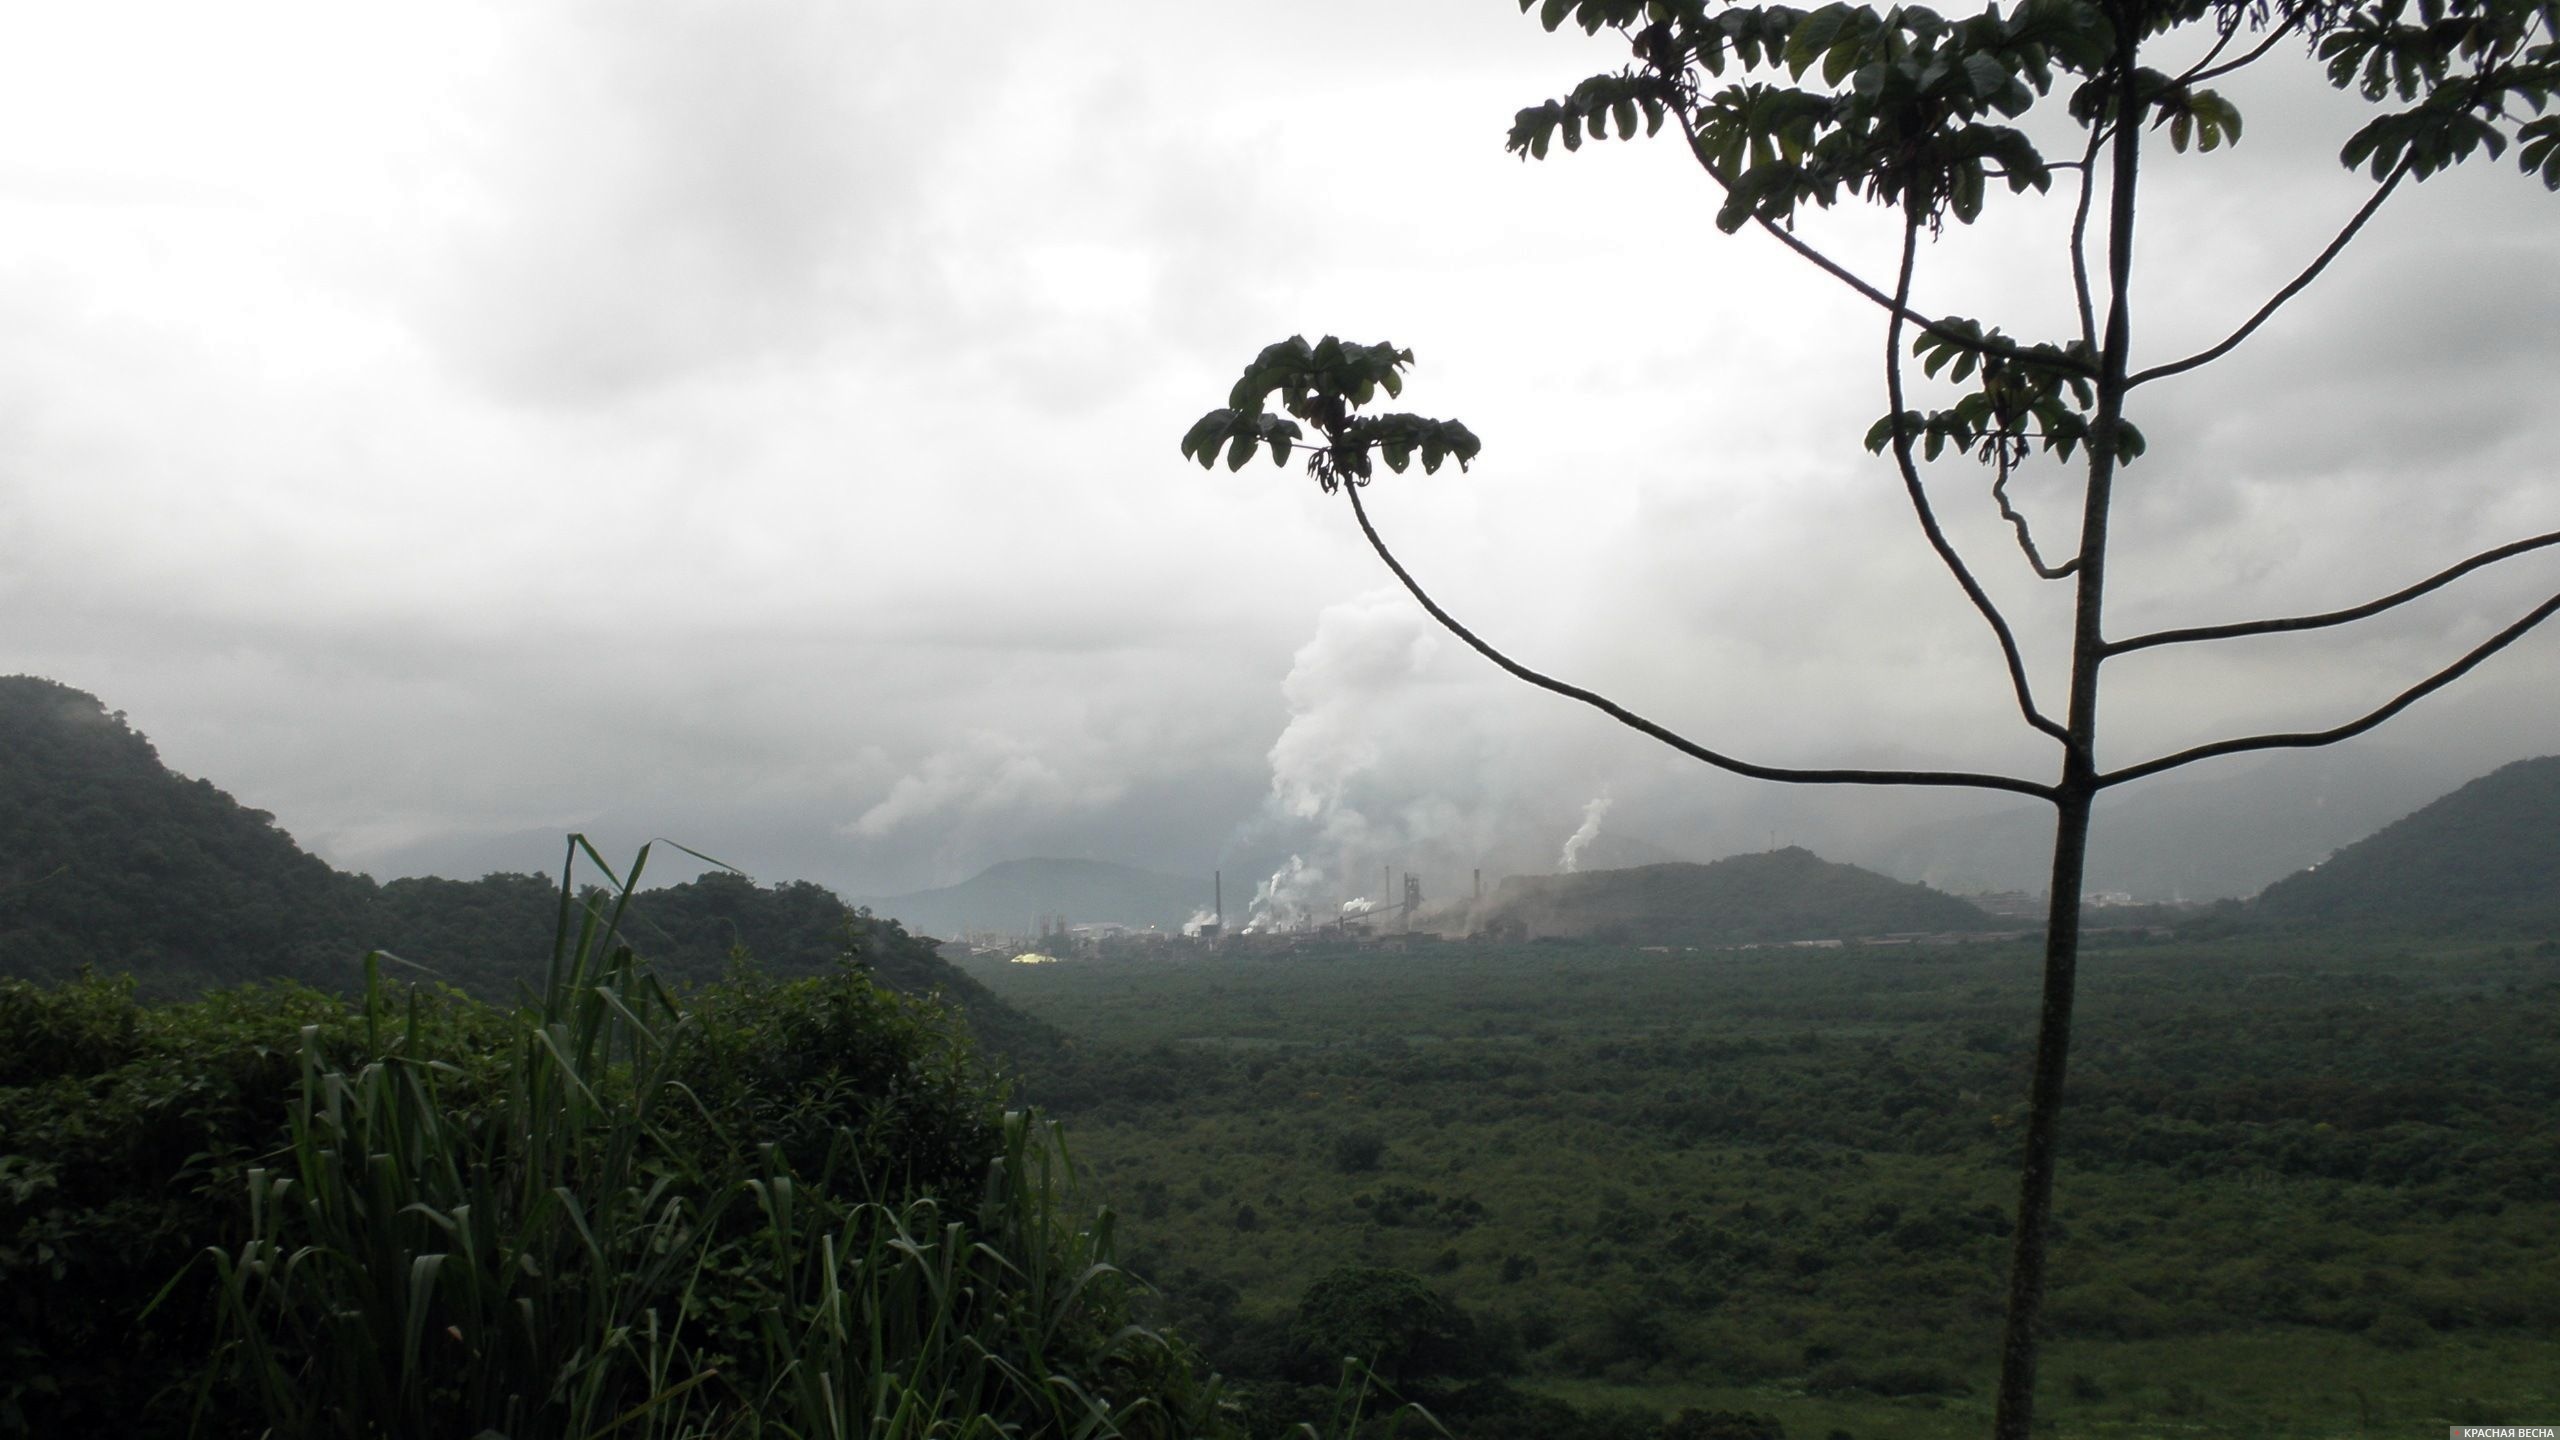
[4,1,2554,903]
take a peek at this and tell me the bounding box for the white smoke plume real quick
[1340,895,1380,917]
[1244,591,1526,915]
[1243,854,1326,933]
[1559,792,1613,873]
[1242,592,1696,917]
[1180,908,1218,936]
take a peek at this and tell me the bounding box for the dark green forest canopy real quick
[973,935,2560,1433]
[0,676,376,989]
[0,675,1052,1059]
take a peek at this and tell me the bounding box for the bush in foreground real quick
[0,848,1227,1438]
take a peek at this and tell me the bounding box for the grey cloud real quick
[406,3,942,404]
[0,2,2550,910]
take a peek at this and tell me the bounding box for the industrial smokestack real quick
[1214,870,1223,932]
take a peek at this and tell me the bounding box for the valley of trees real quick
[1182,0,2558,1425]
[7,0,2557,1429]
[6,674,2557,1436]
[980,934,2559,1436]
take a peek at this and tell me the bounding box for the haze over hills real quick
[2255,755,2560,936]
[0,676,1051,1056]
[1464,847,1995,945]
[272,684,2489,915]
[11,668,2558,993]
[863,858,1214,939]
[1858,745,2473,900]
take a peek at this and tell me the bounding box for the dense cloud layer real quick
[1,1,2552,902]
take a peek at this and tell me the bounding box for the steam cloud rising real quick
[1559,793,1612,874]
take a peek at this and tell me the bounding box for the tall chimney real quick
[1214,870,1223,932]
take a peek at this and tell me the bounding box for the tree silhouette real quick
[1183,0,2559,1433]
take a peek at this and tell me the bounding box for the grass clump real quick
[3,841,1229,1438]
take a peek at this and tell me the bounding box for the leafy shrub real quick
[0,968,143,1086]
[1803,1359,1969,1398]
[1290,1266,1485,1385]
[1371,1378,1660,1440]
[1663,1409,1787,1440]
[2367,1306,2435,1351]
[0,969,473,1434]
[1356,1183,1483,1232]
[671,958,1001,1202]
[2042,1279,2182,1339]
[4,851,1231,1439]
[1331,1129,1387,1174]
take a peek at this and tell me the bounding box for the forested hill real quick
[0,676,377,989]
[2254,754,2560,936]
[1474,846,1991,944]
[0,676,1053,1057]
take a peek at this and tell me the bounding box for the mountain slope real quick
[0,676,1054,1059]
[0,677,378,988]
[2253,755,2560,935]
[1471,847,1992,945]
[1861,745,2467,900]
[867,857,1212,937]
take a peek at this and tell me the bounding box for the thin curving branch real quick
[2129,160,2410,388]
[1669,108,2098,382]
[2099,588,2560,788]
[2180,4,2311,85]
[1342,482,2058,800]
[2108,529,2560,655]
[2068,122,2105,353]
[1992,465,2082,579]
[2176,4,2253,84]
[1884,219,2076,741]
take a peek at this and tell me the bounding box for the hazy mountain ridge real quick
[14,669,2554,999]
[0,676,1052,1057]
[864,857,1215,937]
[2254,754,2560,935]
[1472,847,1994,945]
[1858,746,2470,900]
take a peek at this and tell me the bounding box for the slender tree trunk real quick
[1994,18,2142,1432]
[1991,787,2092,1439]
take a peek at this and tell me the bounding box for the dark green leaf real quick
[1180,410,1236,467]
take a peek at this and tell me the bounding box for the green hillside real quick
[0,676,1051,1057]
[867,856,1213,937]
[2254,755,2560,935]
[1474,846,1993,944]
[0,677,377,989]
